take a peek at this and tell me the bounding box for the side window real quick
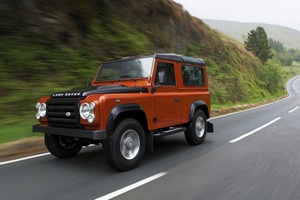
[155,62,176,86]
[182,65,205,86]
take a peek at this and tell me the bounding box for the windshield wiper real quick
[118,75,134,80]
[97,76,113,80]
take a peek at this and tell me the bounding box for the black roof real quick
[154,53,205,65]
[103,53,206,66]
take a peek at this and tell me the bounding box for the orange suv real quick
[33,53,213,171]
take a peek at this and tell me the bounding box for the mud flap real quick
[207,121,214,133]
[146,131,154,153]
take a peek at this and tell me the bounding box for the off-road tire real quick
[185,110,207,145]
[44,134,82,158]
[103,118,146,171]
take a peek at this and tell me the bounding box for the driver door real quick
[153,61,181,128]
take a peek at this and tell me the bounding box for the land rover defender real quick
[33,53,213,171]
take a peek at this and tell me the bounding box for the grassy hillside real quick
[203,19,300,49]
[0,0,287,142]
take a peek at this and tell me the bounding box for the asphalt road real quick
[1,76,300,200]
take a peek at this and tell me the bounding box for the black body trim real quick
[32,124,107,140]
[106,103,145,130]
[189,100,209,120]
[189,100,214,133]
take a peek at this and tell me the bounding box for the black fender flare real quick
[106,103,146,131]
[189,101,213,132]
[189,100,209,121]
[106,104,153,149]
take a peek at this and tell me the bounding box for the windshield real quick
[96,57,154,81]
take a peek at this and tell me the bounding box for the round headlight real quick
[36,102,46,119]
[38,103,47,117]
[80,103,90,120]
[79,102,96,123]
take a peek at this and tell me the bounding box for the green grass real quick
[0,120,42,144]
[211,65,299,112]
[211,93,284,110]
[282,63,300,82]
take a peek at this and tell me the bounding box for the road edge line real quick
[229,117,282,143]
[0,152,50,166]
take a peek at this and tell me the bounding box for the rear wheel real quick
[44,134,82,158]
[185,110,207,145]
[103,118,146,171]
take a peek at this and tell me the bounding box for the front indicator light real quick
[87,114,95,123]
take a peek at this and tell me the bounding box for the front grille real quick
[47,98,82,128]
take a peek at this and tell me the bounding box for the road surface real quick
[1,76,300,200]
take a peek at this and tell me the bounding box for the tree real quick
[293,50,300,62]
[244,27,272,64]
[269,38,284,53]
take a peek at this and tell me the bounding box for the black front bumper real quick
[32,124,107,140]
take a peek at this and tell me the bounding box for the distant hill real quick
[203,19,300,49]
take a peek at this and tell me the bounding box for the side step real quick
[153,127,186,137]
[146,127,186,153]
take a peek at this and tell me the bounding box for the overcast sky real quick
[173,0,300,31]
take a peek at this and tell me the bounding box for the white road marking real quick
[95,172,167,200]
[229,117,282,143]
[292,77,300,94]
[0,153,50,166]
[286,75,300,96]
[288,106,299,113]
[0,145,96,166]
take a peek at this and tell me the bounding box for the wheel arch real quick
[106,103,148,134]
[189,100,209,121]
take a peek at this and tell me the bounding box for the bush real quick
[259,60,283,94]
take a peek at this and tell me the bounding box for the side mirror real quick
[158,71,166,84]
[86,78,90,86]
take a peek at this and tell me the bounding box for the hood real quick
[51,85,148,98]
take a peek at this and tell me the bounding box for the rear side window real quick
[182,65,205,86]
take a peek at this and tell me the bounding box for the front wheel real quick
[185,110,207,145]
[44,134,82,158]
[103,118,146,171]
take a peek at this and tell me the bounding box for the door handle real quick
[173,98,180,103]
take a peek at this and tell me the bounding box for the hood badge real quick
[52,92,81,97]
